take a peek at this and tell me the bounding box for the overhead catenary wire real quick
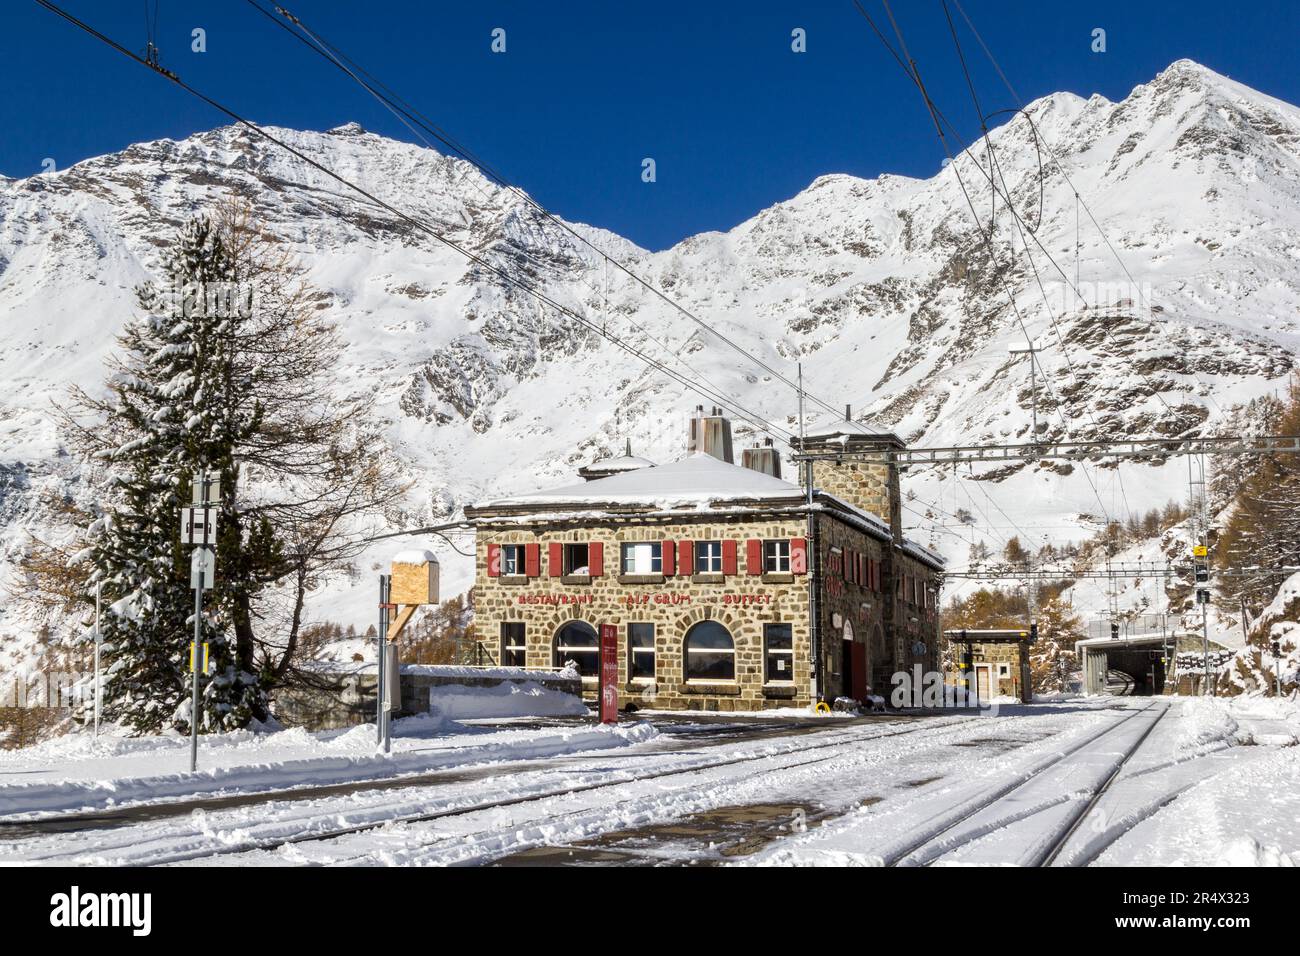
[856,0,1137,609]
[947,0,1225,417]
[243,0,855,429]
[855,0,1122,539]
[33,0,798,449]
[240,1,745,443]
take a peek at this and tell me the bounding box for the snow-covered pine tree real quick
[74,217,266,733]
[40,203,409,735]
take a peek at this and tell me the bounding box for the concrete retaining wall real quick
[273,666,583,731]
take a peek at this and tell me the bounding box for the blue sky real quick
[4,1,1299,250]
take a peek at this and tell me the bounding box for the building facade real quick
[465,411,943,712]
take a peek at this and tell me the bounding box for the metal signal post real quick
[183,469,219,773]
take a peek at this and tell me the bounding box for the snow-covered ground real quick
[0,694,1294,867]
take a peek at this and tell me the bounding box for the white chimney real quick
[741,437,782,478]
[688,405,734,463]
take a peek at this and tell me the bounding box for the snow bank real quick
[428,680,589,720]
[0,717,652,818]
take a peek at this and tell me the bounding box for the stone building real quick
[465,410,943,712]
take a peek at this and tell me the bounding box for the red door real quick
[843,640,868,701]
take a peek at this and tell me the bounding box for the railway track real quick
[880,700,1167,867]
[4,713,981,865]
[0,715,919,838]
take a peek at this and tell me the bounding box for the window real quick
[564,543,590,575]
[501,622,526,667]
[695,541,723,573]
[763,539,791,573]
[621,542,662,574]
[501,545,524,576]
[764,623,794,683]
[628,623,655,680]
[554,621,599,677]
[684,621,735,682]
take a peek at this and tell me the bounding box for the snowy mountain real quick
[2,59,1299,648]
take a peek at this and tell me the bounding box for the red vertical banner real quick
[599,623,618,724]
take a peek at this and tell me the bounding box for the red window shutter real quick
[487,544,501,578]
[589,541,604,577]
[746,539,763,575]
[859,554,866,585]
[662,540,675,576]
[679,540,694,575]
[790,538,807,575]
[526,543,542,577]
[543,542,557,577]
[723,539,739,575]
[845,549,853,582]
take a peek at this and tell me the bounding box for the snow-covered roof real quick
[585,453,655,472]
[468,454,923,553]
[392,549,437,565]
[901,539,946,570]
[802,417,900,442]
[477,452,804,509]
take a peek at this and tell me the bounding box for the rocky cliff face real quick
[2,59,1298,639]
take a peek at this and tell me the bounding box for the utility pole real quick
[182,468,218,773]
[1187,453,1213,696]
[798,363,820,705]
[377,574,393,752]
[93,581,102,741]
[1008,341,1041,442]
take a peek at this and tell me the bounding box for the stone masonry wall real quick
[811,458,901,542]
[815,514,890,700]
[474,516,813,712]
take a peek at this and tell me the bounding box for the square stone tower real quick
[793,415,905,542]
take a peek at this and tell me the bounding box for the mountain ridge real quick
[2,57,1298,644]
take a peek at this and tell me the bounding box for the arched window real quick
[684,621,735,682]
[554,621,599,677]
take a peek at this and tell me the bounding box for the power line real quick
[947,0,1226,417]
[243,0,853,428]
[239,1,741,436]
[856,0,1121,535]
[33,0,797,449]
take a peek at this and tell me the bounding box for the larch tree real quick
[33,202,408,734]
